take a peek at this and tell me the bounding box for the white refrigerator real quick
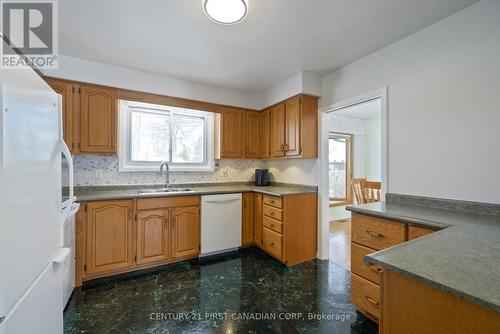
[0,42,75,333]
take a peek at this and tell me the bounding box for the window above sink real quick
[118,100,215,172]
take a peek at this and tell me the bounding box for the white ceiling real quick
[335,99,381,120]
[58,0,479,93]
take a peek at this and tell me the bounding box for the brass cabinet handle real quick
[366,230,385,240]
[270,211,275,216]
[369,265,383,273]
[270,242,275,247]
[270,223,275,228]
[365,296,379,307]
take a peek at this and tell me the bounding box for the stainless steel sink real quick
[138,188,193,194]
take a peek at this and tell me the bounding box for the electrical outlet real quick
[95,169,103,178]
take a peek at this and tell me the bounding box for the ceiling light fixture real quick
[203,0,248,25]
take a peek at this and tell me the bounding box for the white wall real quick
[43,58,322,111]
[265,159,318,186]
[364,117,381,181]
[260,71,321,107]
[43,55,263,110]
[320,0,500,203]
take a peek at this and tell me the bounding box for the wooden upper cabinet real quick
[85,200,134,276]
[245,111,260,158]
[220,107,244,158]
[270,95,318,159]
[79,84,117,154]
[136,209,170,265]
[259,109,271,159]
[242,192,255,246]
[45,78,76,152]
[271,103,286,158]
[299,95,319,158]
[171,206,200,259]
[285,96,301,156]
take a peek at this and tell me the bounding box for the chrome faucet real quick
[158,162,170,188]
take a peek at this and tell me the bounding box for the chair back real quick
[361,180,382,203]
[350,177,366,204]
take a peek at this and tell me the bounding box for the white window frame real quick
[118,100,215,172]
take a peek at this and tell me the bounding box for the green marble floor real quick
[64,248,378,334]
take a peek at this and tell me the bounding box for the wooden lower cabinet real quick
[381,270,500,334]
[136,209,170,265]
[408,224,436,240]
[76,193,317,285]
[350,213,440,326]
[242,192,255,246]
[85,200,134,276]
[171,206,200,259]
[254,193,264,248]
[78,197,200,284]
[257,193,317,265]
[351,273,380,319]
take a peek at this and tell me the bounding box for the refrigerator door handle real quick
[52,247,70,265]
[60,139,74,223]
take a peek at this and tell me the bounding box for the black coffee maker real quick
[255,169,270,186]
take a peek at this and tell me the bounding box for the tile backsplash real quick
[65,155,265,186]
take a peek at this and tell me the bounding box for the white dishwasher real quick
[201,193,242,256]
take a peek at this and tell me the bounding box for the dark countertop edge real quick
[364,254,500,313]
[75,187,317,202]
[346,205,450,230]
[347,204,500,313]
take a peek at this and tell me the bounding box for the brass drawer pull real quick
[270,242,275,247]
[369,265,383,273]
[270,224,275,228]
[270,211,275,216]
[365,296,379,307]
[366,230,385,240]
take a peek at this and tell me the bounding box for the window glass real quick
[171,114,205,163]
[119,100,214,172]
[131,110,170,162]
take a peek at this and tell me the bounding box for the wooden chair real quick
[350,177,366,205]
[361,180,382,203]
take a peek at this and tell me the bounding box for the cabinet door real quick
[45,78,75,151]
[245,111,260,158]
[254,193,263,247]
[259,110,271,159]
[242,192,255,246]
[285,96,301,156]
[86,200,134,276]
[136,209,170,265]
[221,108,244,158]
[271,103,286,158]
[80,84,116,154]
[172,206,200,259]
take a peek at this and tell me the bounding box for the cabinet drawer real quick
[352,213,406,250]
[263,195,282,209]
[263,204,283,221]
[351,273,380,319]
[263,215,283,234]
[408,225,436,240]
[263,227,283,260]
[351,242,382,284]
[137,196,200,210]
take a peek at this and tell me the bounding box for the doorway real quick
[318,88,388,266]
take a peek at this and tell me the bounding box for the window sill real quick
[329,199,352,208]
